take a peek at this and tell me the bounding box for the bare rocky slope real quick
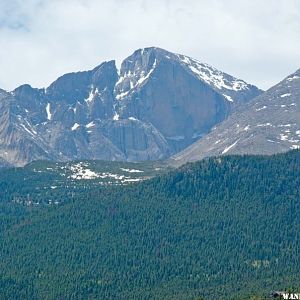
[170,69,300,166]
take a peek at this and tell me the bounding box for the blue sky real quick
[0,0,300,91]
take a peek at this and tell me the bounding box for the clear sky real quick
[0,0,299,91]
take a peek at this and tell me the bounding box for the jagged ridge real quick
[0,47,262,166]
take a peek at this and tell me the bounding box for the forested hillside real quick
[0,159,167,206]
[0,151,299,299]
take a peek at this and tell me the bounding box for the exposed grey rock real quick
[115,48,261,153]
[0,47,261,166]
[170,69,300,166]
[99,119,171,161]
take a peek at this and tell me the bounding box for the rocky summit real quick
[0,47,261,167]
[170,69,300,166]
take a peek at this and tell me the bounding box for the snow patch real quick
[86,121,95,128]
[137,59,157,86]
[71,123,80,131]
[278,124,292,128]
[128,116,138,121]
[116,91,130,100]
[178,54,249,94]
[223,94,234,102]
[122,178,143,183]
[279,134,289,141]
[115,59,157,100]
[287,75,300,82]
[120,168,144,173]
[255,106,267,111]
[280,93,291,98]
[267,139,278,144]
[69,163,101,180]
[291,145,300,149]
[113,113,120,121]
[67,162,147,184]
[257,123,273,127]
[222,139,239,154]
[20,124,37,137]
[85,87,99,103]
[46,103,52,120]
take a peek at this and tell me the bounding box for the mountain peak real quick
[114,47,261,103]
[134,46,171,56]
[0,48,262,167]
[91,60,116,73]
[13,84,36,94]
[114,48,160,100]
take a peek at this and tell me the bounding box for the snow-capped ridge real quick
[177,54,250,97]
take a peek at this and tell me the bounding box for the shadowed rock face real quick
[0,47,261,166]
[170,69,300,166]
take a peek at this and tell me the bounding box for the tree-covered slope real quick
[0,159,168,206]
[0,151,299,299]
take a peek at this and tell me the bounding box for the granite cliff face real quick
[170,69,300,166]
[0,47,261,166]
